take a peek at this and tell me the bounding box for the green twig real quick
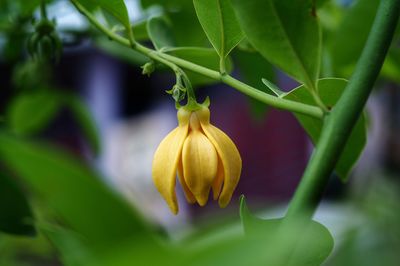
[70,0,324,120]
[286,0,400,218]
[40,0,48,19]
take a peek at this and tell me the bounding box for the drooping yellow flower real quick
[152,105,242,214]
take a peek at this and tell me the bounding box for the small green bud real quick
[141,61,155,76]
[171,85,186,102]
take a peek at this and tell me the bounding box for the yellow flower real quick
[152,106,242,214]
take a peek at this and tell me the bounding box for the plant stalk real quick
[286,0,400,218]
[70,0,324,120]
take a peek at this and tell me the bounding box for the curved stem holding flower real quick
[70,0,324,120]
[286,0,400,218]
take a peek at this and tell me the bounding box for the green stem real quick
[70,0,324,120]
[40,0,48,19]
[219,56,226,74]
[156,52,323,118]
[286,0,400,218]
[178,69,196,101]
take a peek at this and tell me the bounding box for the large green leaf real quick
[7,90,61,136]
[166,47,233,86]
[232,0,321,90]
[76,0,130,29]
[327,0,400,82]
[330,0,379,77]
[239,196,334,266]
[193,0,244,63]
[40,224,94,266]
[95,38,149,66]
[62,93,101,156]
[147,16,175,50]
[283,78,367,181]
[0,133,159,253]
[0,171,35,236]
[140,0,209,47]
[234,50,276,118]
[181,196,333,266]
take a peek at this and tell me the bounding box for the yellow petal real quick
[177,158,197,204]
[212,157,224,200]
[197,107,242,208]
[182,130,218,206]
[152,109,190,215]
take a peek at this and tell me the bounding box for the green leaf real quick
[140,0,190,9]
[95,38,149,66]
[233,50,276,118]
[381,48,400,83]
[0,133,159,252]
[239,196,334,266]
[284,78,367,181]
[132,20,150,41]
[147,16,175,50]
[63,94,102,156]
[262,78,285,97]
[40,224,94,266]
[0,171,35,236]
[76,0,130,29]
[330,0,379,77]
[232,0,321,90]
[184,196,333,265]
[140,0,208,47]
[7,90,61,136]
[193,0,244,60]
[166,47,233,86]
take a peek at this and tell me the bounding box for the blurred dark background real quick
[1,0,400,265]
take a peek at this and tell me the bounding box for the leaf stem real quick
[40,0,48,19]
[70,0,323,120]
[219,56,226,74]
[285,0,400,218]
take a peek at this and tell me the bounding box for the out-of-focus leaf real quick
[147,16,175,50]
[166,47,233,87]
[284,78,367,181]
[40,224,94,266]
[0,171,35,236]
[140,0,208,47]
[236,38,256,52]
[76,0,130,29]
[62,93,101,156]
[7,90,61,136]
[0,133,159,253]
[132,20,150,41]
[181,196,333,266]
[330,0,379,78]
[12,60,50,90]
[234,50,275,118]
[140,0,191,9]
[239,196,334,266]
[95,38,149,66]
[193,0,244,62]
[232,0,321,90]
[380,48,400,83]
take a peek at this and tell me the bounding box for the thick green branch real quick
[70,0,323,119]
[286,0,400,218]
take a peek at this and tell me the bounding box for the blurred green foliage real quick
[0,0,399,265]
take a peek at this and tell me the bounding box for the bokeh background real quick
[1,0,400,265]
